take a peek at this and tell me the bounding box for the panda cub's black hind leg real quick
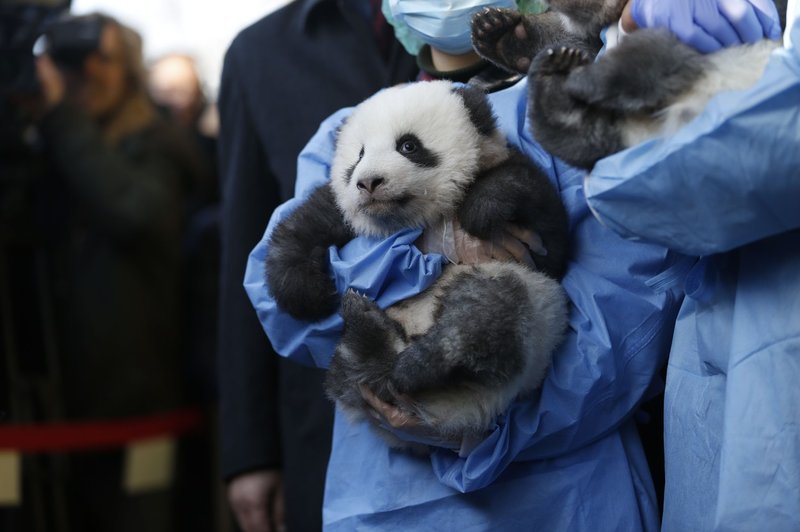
[328,290,407,402]
[472,8,573,74]
[389,267,526,396]
[472,7,600,75]
[472,8,530,73]
[338,290,406,365]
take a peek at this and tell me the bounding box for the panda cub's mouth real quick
[358,194,414,217]
[356,193,417,230]
[359,193,413,211]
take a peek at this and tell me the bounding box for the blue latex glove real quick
[630,0,782,52]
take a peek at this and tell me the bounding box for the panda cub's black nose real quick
[356,176,385,194]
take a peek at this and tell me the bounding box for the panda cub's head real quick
[330,80,509,237]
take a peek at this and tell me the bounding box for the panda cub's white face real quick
[330,80,504,237]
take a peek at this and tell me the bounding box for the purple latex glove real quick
[630,0,782,52]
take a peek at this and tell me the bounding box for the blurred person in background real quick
[147,50,220,417]
[149,53,218,173]
[0,11,209,532]
[147,53,220,382]
[216,1,418,531]
[148,50,223,532]
[149,53,214,133]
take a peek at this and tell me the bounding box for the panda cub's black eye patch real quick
[396,133,439,168]
[344,146,365,185]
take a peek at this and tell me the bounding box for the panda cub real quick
[265,80,569,449]
[527,30,781,169]
[469,3,782,169]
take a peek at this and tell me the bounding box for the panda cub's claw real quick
[340,290,405,350]
[472,7,520,42]
[534,46,591,77]
[341,289,379,323]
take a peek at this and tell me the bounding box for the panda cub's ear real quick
[452,85,498,137]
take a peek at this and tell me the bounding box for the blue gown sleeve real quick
[586,21,800,256]
[247,81,685,494]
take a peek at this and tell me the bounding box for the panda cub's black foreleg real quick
[529,46,626,169]
[458,148,570,279]
[265,184,355,321]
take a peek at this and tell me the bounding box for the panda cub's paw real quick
[471,7,533,74]
[340,289,382,326]
[339,290,405,365]
[533,46,591,77]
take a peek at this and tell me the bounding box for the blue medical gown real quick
[587,19,800,532]
[245,81,685,530]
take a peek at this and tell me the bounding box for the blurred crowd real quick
[1,7,223,532]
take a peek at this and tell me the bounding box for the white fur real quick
[623,39,780,146]
[330,80,508,237]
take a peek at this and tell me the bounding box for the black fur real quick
[563,30,706,112]
[457,146,569,279]
[395,133,440,167]
[529,46,626,170]
[265,184,354,320]
[332,271,531,406]
[326,291,407,406]
[389,269,528,395]
[452,85,499,136]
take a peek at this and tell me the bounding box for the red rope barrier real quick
[0,408,203,453]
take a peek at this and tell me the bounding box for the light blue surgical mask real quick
[387,0,517,55]
[382,0,425,55]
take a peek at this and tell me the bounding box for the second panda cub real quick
[266,80,569,449]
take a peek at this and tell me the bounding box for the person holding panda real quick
[217,2,542,530]
[585,0,800,530]
[247,1,785,531]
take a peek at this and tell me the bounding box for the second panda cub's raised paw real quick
[471,7,533,74]
[534,46,591,76]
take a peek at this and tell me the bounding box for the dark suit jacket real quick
[217,1,418,529]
